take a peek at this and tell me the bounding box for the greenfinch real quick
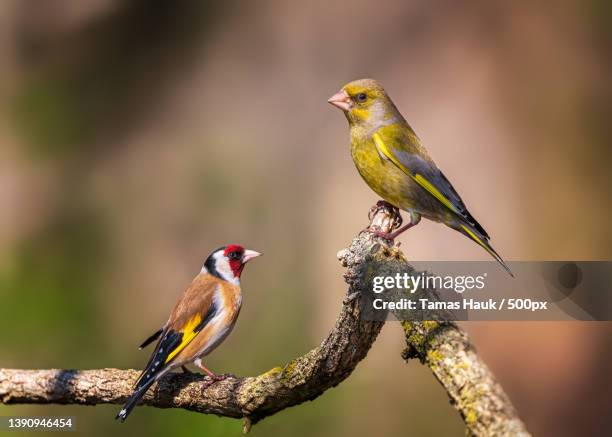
[328,78,512,276]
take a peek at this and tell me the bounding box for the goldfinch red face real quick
[203,244,261,284]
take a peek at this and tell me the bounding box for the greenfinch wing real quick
[372,129,489,239]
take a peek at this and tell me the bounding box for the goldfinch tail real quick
[456,222,514,277]
[116,365,168,422]
[116,379,153,422]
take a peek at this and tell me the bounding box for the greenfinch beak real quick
[327,90,351,111]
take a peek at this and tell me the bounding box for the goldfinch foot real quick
[200,373,234,390]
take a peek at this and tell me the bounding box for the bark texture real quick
[402,321,529,436]
[0,203,530,436]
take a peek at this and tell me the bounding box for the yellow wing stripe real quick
[165,313,202,363]
[372,132,456,212]
[461,224,500,261]
[413,174,456,212]
[461,224,488,249]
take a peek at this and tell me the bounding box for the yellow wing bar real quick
[372,132,457,213]
[461,224,488,250]
[165,313,202,363]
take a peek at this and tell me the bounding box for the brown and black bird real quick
[116,245,261,421]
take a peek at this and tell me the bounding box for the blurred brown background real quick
[1,1,611,436]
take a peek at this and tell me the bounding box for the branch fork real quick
[0,204,529,436]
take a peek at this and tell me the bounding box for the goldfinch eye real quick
[228,251,241,260]
[356,93,367,102]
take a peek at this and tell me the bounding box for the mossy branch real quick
[0,203,529,436]
[401,320,529,436]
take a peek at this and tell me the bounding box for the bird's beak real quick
[327,89,352,111]
[242,249,262,263]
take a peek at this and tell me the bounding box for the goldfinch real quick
[328,79,512,276]
[116,245,261,421]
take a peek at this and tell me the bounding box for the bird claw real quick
[367,222,418,242]
[368,200,402,226]
[368,200,403,232]
[367,228,395,242]
[200,373,235,391]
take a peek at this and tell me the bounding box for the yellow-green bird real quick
[328,78,512,276]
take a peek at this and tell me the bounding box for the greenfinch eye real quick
[356,93,367,102]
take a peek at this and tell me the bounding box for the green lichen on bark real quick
[400,320,529,436]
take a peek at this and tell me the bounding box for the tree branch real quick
[0,206,394,430]
[0,203,530,436]
[401,321,529,436]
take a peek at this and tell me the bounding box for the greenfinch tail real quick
[453,220,513,277]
